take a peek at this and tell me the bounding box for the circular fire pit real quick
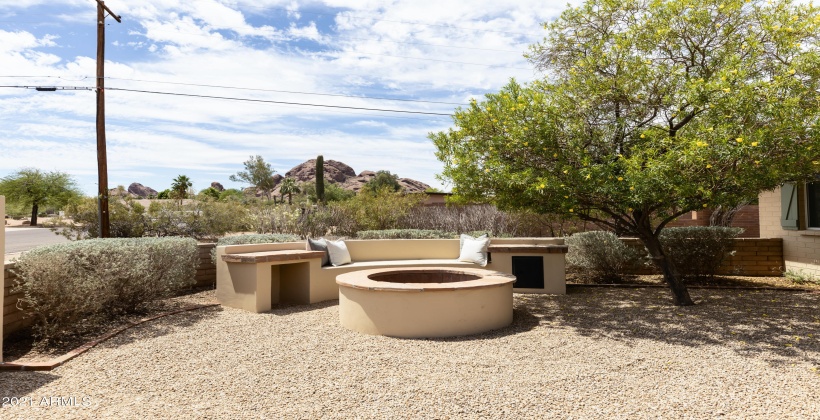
[336,267,515,338]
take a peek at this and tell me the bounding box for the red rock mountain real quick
[275,159,431,194]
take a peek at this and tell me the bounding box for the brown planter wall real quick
[665,206,760,238]
[3,243,218,339]
[620,237,783,276]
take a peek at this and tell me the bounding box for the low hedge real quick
[13,237,199,340]
[356,229,456,239]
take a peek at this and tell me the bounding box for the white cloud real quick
[0,0,577,195]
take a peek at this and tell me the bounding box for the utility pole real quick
[95,0,121,238]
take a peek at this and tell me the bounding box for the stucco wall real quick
[759,187,820,280]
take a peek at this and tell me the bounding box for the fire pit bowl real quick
[336,267,515,338]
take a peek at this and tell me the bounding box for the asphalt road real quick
[4,226,71,255]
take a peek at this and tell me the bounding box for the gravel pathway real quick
[1,288,819,419]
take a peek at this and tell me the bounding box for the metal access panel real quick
[511,256,544,289]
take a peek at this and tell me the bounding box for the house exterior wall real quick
[759,187,820,280]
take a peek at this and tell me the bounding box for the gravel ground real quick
[1,287,819,419]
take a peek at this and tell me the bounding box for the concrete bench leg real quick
[217,263,280,313]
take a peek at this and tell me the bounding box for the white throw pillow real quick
[459,233,488,250]
[326,240,352,267]
[459,235,490,267]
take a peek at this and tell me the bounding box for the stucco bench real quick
[216,238,567,313]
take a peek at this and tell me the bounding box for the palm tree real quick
[171,174,192,205]
[279,178,300,205]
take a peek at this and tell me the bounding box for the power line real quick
[0,75,471,106]
[104,87,454,116]
[104,77,467,105]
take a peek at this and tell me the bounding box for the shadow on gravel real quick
[0,371,60,400]
[94,305,224,350]
[517,288,820,366]
[266,300,339,316]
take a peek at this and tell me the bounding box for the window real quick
[808,181,820,229]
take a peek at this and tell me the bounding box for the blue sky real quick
[0,0,574,196]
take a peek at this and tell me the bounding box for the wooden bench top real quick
[221,250,326,264]
[487,244,569,254]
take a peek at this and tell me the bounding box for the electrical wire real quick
[0,75,471,106]
[104,87,454,116]
[104,77,467,105]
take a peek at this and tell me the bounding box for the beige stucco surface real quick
[1,196,5,360]
[216,238,567,313]
[759,187,820,279]
[337,267,514,338]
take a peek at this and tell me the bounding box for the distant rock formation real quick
[280,160,430,194]
[285,159,356,184]
[210,182,224,191]
[127,182,158,198]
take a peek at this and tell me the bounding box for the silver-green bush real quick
[211,233,302,264]
[13,237,198,340]
[356,229,456,239]
[660,226,743,279]
[566,231,642,282]
[216,233,301,246]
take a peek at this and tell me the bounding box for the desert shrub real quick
[216,233,301,246]
[56,197,147,239]
[13,237,198,340]
[356,229,456,239]
[397,204,587,237]
[660,226,743,279]
[146,200,252,240]
[566,231,642,282]
[246,203,307,236]
[212,233,301,264]
[57,197,249,240]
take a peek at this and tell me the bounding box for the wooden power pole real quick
[95,0,121,238]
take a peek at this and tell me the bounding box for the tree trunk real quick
[288,193,292,205]
[30,202,39,226]
[638,229,694,306]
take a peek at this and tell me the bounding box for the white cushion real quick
[458,235,489,266]
[326,240,352,267]
[459,233,488,250]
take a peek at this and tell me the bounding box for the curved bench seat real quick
[216,238,567,313]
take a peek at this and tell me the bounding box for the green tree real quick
[363,170,402,194]
[279,177,301,205]
[218,188,245,202]
[303,181,354,203]
[316,155,325,204]
[229,155,276,200]
[198,187,221,201]
[0,168,83,226]
[430,0,820,306]
[170,175,193,204]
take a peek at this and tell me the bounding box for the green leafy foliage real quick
[302,181,354,203]
[363,170,401,194]
[170,174,192,202]
[13,237,198,341]
[0,168,83,226]
[229,155,277,200]
[660,226,743,279]
[431,0,820,305]
[58,197,250,241]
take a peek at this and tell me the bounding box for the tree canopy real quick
[363,170,402,194]
[170,174,193,204]
[430,0,820,305]
[0,168,83,226]
[229,155,276,200]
